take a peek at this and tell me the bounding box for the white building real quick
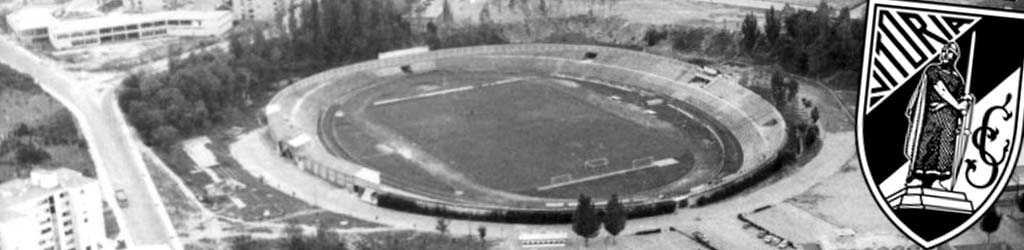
[6,7,232,50]
[5,7,55,44]
[0,168,106,250]
[232,0,289,21]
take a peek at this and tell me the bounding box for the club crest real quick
[857,0,1024,248]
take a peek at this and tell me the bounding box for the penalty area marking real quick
[536,158,679,191]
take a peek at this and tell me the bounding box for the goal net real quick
[584,158,609,169]
[632,156,655,169]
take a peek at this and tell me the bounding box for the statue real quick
[903,42,973,190]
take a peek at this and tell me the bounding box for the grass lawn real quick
[153,147,214,194]
[365,80,691,192]
[0,62,94,182]
[142,153,204,234]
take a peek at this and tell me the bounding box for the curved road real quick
[0,38,181,250]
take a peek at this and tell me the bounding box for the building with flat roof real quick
[0,168,106,250]
[5,7,60,44]
[6,7,232,50]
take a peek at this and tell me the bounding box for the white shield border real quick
[857,0,1024,248]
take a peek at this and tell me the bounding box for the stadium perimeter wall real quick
[263,44,787,222]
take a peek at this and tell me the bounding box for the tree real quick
[603,194,627,245]
[810,107,820,123]
[787,78,799,101]
[708,29,734,55]
[150,126,179,148]
[572,194,601,247]
[478,5,492,24]
[81,168,95,178]
[435,218,450,235]
[671,27,706,52]
[477,226,487,243]
[308,0,322,44]
[15,145,50,166]
[1017,193,1024,217]
[740,12,761,53]
[980,207,1002,244]
[770,70,786,106]
[538,0,549,16]
[282,222,308,250]
[229,35,247,59]
[764,6,781,45]
[312,221,340,250]
[286,235,309,250]
[804,124,820,148]
[231,235,257,250]
[440,0,455,26]
[643,28,668,46]
[12,123,31,136]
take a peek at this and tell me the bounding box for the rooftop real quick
[0,168,96,222]
[49,10,231,33]
[6,6,230,33]
[5,6,60,31]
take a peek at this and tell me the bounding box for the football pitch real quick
[363,78,697,196]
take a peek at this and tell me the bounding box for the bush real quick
[670,28,707,52]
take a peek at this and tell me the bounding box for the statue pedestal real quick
[886,187,973,214]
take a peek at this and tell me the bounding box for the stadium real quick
[264,44,787,223]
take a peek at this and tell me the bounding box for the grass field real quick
[364,80,692,193]
[0,63,94,183]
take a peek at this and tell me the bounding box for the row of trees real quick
[643,1,865,87]
[287,0,416,63]
[739,3,864,78]
[572,194,627,247]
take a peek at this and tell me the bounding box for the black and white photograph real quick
[0,0,1020,249]
[858,0,1024,248]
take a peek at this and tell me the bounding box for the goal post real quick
[584,158,609,169]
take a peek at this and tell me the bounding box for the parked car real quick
[115,189,128,208]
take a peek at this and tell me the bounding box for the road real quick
[0,38,181,249]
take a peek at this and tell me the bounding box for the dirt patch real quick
[142,153,206,235]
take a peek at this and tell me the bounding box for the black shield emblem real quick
[858,0,1024,248]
